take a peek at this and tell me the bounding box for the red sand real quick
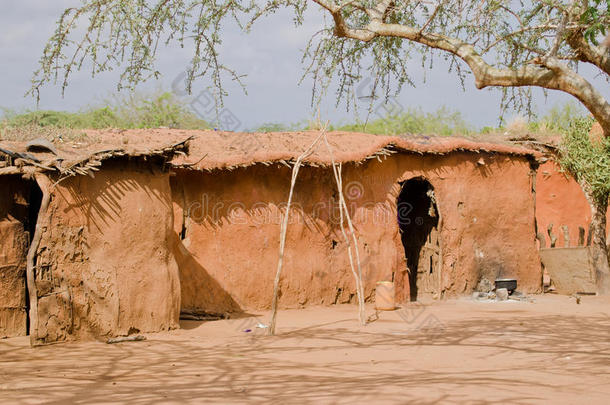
[2,294,609,404]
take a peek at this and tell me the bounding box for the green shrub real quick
[559,118,610,204]
[1,92,208,131]
[333,106,473,136]
[530,103,587,134]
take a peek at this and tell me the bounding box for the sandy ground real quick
[1,294,610,404]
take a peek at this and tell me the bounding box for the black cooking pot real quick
[495,278,517,293]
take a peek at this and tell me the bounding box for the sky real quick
[1,1,608,131]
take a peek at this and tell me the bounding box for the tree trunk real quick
[581,180,610,295]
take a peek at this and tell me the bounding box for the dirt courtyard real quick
[1,295,609,404]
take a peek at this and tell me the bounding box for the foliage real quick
[334,107,473,136]
[528,103,587,134]
[0,91,207,141]
[30,0,610,132]
[581,0,610,44]
[105,92,208,129]
[560,118,610,204]
[476,103,586,136]
[248,106,472,135]
[1,92,207,130]
[250,103,584,136]
[2,108,118,129]
[251,121,305,132]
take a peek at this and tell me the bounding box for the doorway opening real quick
[24,181,43,334]
[0,177,42,337]
[397,178,440,301]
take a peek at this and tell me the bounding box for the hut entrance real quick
[397,178,441,302]
[0,177,41,337]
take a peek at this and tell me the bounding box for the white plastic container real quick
[375,281,396,311]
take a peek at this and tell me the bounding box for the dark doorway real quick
[27,182,43,244]
[0,177,41,337]
[24,181,43,334]
[397,178,440,301]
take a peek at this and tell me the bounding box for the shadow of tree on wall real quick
[168,152,537,313]
[1,312,609,404]
[56,159,172,234]
[32,159,179,343]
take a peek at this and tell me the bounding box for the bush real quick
[252,122,304,132]
[529,103,587,134]
[333,106,473,136]
[1,92,208,134]
[559,118,610,204]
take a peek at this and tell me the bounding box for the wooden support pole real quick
[26,174,51,346]
[269,131,326,335]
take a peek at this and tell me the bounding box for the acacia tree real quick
[33,0,610,291]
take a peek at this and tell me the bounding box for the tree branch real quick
[312,0,375,39]
[546,0,577,58]
[566,30,610,76]
[318,5,610,135]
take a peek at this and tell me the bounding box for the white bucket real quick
[375,281,396,311]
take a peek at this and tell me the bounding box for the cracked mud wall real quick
[32,161,180,343]
[0,176,30,338]
[536,161,610,248]
[172,152,541,313]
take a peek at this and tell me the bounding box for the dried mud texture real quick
[536,161,610,248]
[168,130,539,170]
[0,130,538,176]
[32,161,180,343]
[172,152,540,313]
[0,176,30,338]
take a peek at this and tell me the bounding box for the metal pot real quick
[495,278,517,293]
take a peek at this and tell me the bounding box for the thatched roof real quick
[167,130,543,171]
[0,129,542,177]
[0,134,190,177]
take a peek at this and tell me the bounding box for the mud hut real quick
[0,136,188,343]
[1,130,543,344]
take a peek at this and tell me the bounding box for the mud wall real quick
[536,161,610,248]
[0,176,29,338]
[32,161,180,343]
[172,152,540,312]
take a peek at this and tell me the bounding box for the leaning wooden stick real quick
[26,173,51,347]
[322,133,366,325]
[268,130,327,335]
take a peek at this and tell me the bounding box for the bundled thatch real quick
[166,130,542,171]
[0,136,191,179]
[1,129,542,180]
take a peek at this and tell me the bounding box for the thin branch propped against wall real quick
[268,124,367,335]
[322,134,366,326]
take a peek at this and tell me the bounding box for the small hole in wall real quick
[331,240,338,249]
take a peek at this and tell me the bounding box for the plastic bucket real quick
[375,281,396,310]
